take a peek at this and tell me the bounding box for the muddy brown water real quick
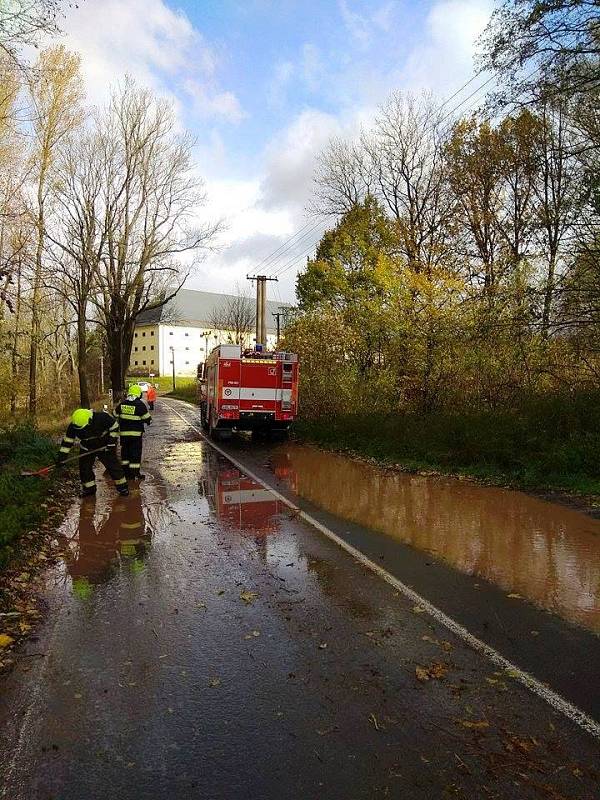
[270,445,600,633]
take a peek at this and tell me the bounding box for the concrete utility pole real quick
[247,275,278,347]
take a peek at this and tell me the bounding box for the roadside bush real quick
[294,392,600,494]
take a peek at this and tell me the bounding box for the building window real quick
[150,345,154,350]
[134,360,138,366]
[149,330,154,336]
[134,346,138,352]
[142,346,146,351]
[185,361,189,365]
[142,331,146,337]
[143,360,146,365]
[185,347,189,351]
[169,331,173,335]
[134,333,138,338]
[185,332,189,337]
[150,359,154,365]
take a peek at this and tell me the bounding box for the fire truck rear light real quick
[282,401,292,410]
[281,413,294,420]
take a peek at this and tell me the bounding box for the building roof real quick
[136,288,290,334]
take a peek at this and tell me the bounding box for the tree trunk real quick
[108,324,125,400]
[29,183,45,417]
[541,252,557,336]
[77,312,90,407]
[10,260,22,416]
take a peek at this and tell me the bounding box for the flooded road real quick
[269,446,600,633]
[1,402,599,800]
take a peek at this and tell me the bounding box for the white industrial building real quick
[129,289,287,377]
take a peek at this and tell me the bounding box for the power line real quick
[248,217,323,274]
[245,64,545,288]
[262,218,326,273]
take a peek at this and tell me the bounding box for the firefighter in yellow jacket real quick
[58,408,129,497]
[115,385,151,479]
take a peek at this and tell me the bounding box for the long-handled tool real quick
[20,445,111,478]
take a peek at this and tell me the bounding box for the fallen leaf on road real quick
[416,662,448,681]
[195,602,207,610]
[415,666,430,682]
[240,590,258,605]
[412,606,426,614]
[507,593,522,599]
[460,720,489,730]
[208,677,221,688]
[0,635,14,648]
[318,643,328,650]
[368,713,380,731]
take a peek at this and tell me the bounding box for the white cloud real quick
[260,108,343,213]
[301,43,322,92]
[56,0,244,123]
[184,79,246,124]
[268,60,295,108]
[401,0,493,96]
[338,0,371,50]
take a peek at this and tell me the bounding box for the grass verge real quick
[293,396,600,498]
[0,425,59,568]
[165,376,198,404]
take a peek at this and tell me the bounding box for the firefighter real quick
[147,383,157,411]
[58,408,129,497]
[116,384,151,480]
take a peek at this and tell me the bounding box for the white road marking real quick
[166,399,600,741]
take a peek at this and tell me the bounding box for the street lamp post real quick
[170,345,175,391]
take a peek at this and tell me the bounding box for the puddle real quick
[200,457,283,537]
[57,483,162,590]
[271,445,600,632]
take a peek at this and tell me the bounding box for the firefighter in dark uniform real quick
[58,408,129,497]
[115,384,151,480]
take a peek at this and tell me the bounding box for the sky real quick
[54,0,494,303]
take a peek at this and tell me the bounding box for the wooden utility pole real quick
[247,275,278,347]
[272,312,281,343]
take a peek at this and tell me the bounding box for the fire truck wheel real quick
[269,428,289,443]
[208,419,221,441]
[200,403,209,431]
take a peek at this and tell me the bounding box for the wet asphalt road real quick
[0,401,599,799]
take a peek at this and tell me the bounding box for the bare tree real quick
[27,44,83,415]
[372,92,457,274]
[45,130,105,405]
[90,80,219,396]
[479,0,600,106]
[313,136,374,216]
[209,285,254,347]
[534,101,581,333]
[0,1,64,68]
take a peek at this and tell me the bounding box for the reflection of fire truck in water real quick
[198,344,299,441]
[200,458,283,537]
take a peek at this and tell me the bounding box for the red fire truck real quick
[198,344,299,440]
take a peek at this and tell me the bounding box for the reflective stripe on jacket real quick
[116,397,151,435]
[59,411,119,456]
